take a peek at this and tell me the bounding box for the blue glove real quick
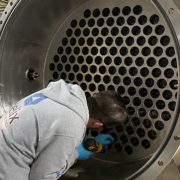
[95,134,115,146]
[76,143,94,160]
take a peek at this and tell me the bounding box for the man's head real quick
[87,91,128,130]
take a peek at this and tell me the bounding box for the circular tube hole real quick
[131,117,140,126]
[127,16,136,25]
[137,36,146,46]
[127,107,135,115]
[150,14,159,24]
[117,16,125,26]
[148,130,157,140]
[138,15,147,25]
[162,111,171,121]
[122,6,131,16]
[102,8,110,17]
[93,9,100,17]
[97,18,105,27]
[137,128,145,137]
[143,25,152,35]
[134,77,143,86]
[141,139,151,149]
[143,119,152,129]
[112,7,120,16]
[139,88,148,97]
[131,137,139,146]
[84,9,91,18]
[124,146,133,155]
[155,121,164,130]
[106,37,113,46]
[132,25,141,36]
[133,5,142,15]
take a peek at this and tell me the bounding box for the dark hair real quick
[87,91,128,127]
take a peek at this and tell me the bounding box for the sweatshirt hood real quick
[42,80,89,125]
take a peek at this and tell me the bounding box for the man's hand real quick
[76,144,94,160]
[95,134,114,146]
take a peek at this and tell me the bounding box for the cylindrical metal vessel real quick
[0,0,180,179]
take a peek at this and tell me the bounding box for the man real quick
[0,80,127,180]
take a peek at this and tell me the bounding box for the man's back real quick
[0,80,89,180]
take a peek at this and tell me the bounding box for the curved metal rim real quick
[0,0,22,36]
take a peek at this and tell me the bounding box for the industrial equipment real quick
[0,0,180,179]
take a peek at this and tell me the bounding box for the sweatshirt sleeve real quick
[29,135,79,180]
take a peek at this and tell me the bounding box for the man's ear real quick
[87,118,103,129]
[93,121,103,128]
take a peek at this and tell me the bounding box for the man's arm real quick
[29,136,79,180]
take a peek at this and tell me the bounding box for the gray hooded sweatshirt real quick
[0,80,89,180]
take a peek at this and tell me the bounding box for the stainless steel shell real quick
[0,0,180,179]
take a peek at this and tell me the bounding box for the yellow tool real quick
[83,138,103,153]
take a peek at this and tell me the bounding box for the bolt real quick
[158,161,164,166]
[168,8,174,14]
[25,69,39,81]
[174,135,180,141]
